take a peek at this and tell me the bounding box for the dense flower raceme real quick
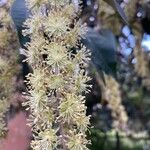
[103,74,128,130]
[134,42,150,90]
[23,0,91,149]
[0,0,20,137]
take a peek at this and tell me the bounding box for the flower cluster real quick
[23,0,91,149]
[134,42,150,90]
[103,74,128,130]
[0,0,20,137]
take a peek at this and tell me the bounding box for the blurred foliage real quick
[98,0,147,37]
[0,0,20,138]
[88,129,150,150]
[82,0,150,149]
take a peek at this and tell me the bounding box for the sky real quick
[142,33,150,51]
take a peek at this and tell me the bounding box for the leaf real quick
[103,0,128,24]
[82,27,117,75]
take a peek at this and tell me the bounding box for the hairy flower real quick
[74,114,90,132]
[74,45,91,66]
[23,14,44,36]
[31,129,58,150]
[26,69,48,89]
[59,93,86,123]
[74,70,91,93]
[43,10,71,37]
[48,75,66,90]
[26,0,49,10]
[67,131,89,150]
[43,42,68,68]
[64,22,87,47]
[25,89,48,112]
